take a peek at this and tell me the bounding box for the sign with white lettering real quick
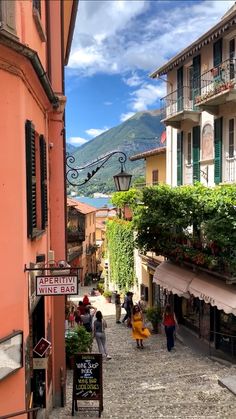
[36,275,78,296]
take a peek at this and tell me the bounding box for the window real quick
[152,170,159,185]
[229,118,234,158]
[188,66,193,101]
[0,0,17,38]
[25,120,48,239]
[187,132,192,164]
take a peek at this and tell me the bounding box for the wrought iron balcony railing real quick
[67,229,85,243]
[194,58,236,105]
[161,86,198,121]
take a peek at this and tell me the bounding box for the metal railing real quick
[160,86,196,120]
[209,331,236,361]
[195,58,236,105]
[0,407,40,419]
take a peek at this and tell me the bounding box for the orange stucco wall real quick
[0,0,73,414]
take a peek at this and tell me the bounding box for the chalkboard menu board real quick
[72,353,103,417]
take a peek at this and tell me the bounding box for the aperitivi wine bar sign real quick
[36,275,78,296]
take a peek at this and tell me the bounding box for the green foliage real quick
[146,305,162,326]
[134,183,236,276]
[97,281,104,294]
[65,326,93,357]
[106,219,135,291]
[103,290,112,298]
[111,189,142,211]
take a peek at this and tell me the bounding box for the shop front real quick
[153,261,236,359]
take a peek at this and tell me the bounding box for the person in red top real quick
[162,304,178,352]
[83,294,90,306]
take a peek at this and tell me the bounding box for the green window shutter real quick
[177,66,183,112]
[25,120,37,238]
[192,125,200,182]
[177,131,183,185]
[40,135,48,230]
[214,117,223,184]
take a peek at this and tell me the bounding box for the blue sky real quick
[65,0,234,147]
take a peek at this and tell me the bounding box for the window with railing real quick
[187,132,192,164]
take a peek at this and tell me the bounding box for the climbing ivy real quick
[106,219,135,291]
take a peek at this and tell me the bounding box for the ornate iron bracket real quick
[66,150,128,187]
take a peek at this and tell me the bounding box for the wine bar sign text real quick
[36,275,78,296]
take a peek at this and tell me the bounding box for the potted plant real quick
[146,305,162,334]
[65,325,93,368]
[103,289,112,303]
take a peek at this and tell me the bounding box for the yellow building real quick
[130,146,166,185]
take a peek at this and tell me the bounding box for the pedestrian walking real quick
[131,305,150,349]
[68,306,75,328]
[83,294,90,306]
[162,304,178,352]
[138,295,147,323]
[93,311,111,359]
[115,292,121,324]
[122,291,133,327]
[80,306,96,332]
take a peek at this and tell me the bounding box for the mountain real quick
[66,143,77,154]
[66,110,164,195]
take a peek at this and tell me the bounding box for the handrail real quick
[209,330,236,361]
[0,407,40,419]
[209,330,236,339]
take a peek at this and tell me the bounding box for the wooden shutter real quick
[192,125,200,182]
[177,131,183,185]
[177,67,183,112]
[214,117,223,184]
[25,120,37,238]
[40,135,48,230]
[213,39,222,68]
[152,170,159,185]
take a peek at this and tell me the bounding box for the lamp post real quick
[66,150,132,191]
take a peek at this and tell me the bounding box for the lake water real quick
[75,196,113,208]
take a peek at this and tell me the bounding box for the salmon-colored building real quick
[0,0,78,417]
[67,198,97,285]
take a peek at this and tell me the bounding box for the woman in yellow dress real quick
[131,304,150,349]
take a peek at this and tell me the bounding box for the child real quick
[69,306,75,328]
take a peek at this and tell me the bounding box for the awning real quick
[189,274,236,315]
[153,261,195,298]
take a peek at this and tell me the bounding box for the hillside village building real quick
[0,0,78,416]
[150,4,236,359]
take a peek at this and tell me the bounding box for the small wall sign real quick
[36,275,78,296]
[33,337,51,357]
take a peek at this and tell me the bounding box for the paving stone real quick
[49,288,236,418]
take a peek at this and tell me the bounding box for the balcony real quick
[67,228,85,243]
[161,86,201,128]
[67,245,83,262]
[194,58,236,114]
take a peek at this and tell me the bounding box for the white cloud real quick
[123,72,144,87]
[120,112,135,122]
[68,0,234,76]
[67,136,88,146]
[129,83,166,112]
[104,101,113,106]
[85,127,109,137]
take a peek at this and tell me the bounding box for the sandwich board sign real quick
[72,353,103,417]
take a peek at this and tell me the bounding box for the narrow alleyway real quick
[50,289,236,418]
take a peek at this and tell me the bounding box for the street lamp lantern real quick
[113,168,132,191]
[66,150,132,191]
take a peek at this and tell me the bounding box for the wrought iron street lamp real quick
[66,150,132,191]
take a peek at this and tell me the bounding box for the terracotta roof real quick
[129,146,166,161]
[67,197,96,214]
[150,6,236,77]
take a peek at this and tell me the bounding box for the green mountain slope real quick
[66,110,164,195]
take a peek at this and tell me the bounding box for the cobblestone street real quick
[50,290,236,418]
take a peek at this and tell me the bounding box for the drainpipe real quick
[0,33,59,108]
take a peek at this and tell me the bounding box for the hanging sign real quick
[72,353,103,417]
[36,275,78,296]
[33,337,51,357]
